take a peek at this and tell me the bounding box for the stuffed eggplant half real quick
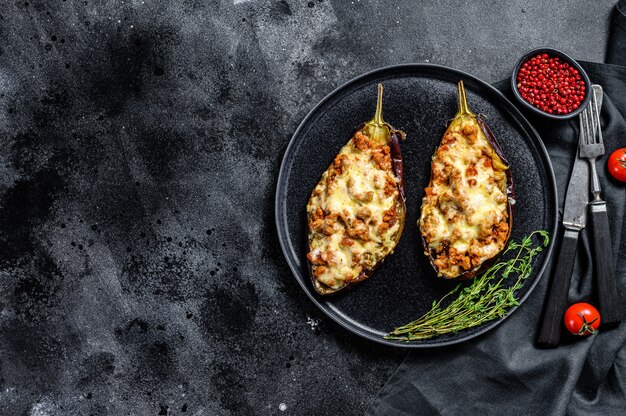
[306,84,406,295]
[419,81,514,280]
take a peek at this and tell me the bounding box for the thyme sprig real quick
[385,230,550,341]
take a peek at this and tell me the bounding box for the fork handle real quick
[591,201,622,326]
[538,227,579,347]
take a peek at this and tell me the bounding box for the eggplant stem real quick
[456,80,475,117]
[374,83,384,125]
[363,83,391,145]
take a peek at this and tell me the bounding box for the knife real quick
[537,93,601,347]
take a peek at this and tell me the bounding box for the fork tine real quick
[589,91,597,143]
[589,93,597,143]
[593,90,603,145]
[587,103,596,144]
[586,106,595,145]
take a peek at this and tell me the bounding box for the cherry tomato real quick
[607,148,626,182]
[564,302,600,336]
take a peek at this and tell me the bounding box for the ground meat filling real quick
[420,118,510,279]
[306,130,402,291]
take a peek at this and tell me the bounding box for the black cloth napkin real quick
[608,0,626,67]
[367,3,626,415]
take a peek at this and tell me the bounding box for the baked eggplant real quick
[419,81,514,280]
[306,84,406,295]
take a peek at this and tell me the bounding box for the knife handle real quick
[538,228,579,347]
[590,201,621,326]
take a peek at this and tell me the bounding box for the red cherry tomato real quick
[564,303,600,336]
[607,148,626,182]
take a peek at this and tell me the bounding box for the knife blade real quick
[537,97,596,346]
[561,137,590,230]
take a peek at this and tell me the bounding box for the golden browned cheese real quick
[419,115,509,279]
[306,131,402,292]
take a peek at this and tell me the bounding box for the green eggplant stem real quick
[363,83,391,145]
[455,80,475,118]
[374,83,384,125]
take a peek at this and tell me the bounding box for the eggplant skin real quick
[389,131,406,203]
[419,108,513,280]
[306,130,406,295]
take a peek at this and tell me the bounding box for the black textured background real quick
[0,1,614,415]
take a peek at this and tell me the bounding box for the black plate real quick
[275,64,558,348]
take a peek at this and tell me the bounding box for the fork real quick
[580,85,621,326]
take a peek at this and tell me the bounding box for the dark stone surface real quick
[0,1,614,415]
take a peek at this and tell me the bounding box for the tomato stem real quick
[576,313,598,336]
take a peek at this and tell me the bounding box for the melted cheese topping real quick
[306,131,402,291]
[419,116,510,279]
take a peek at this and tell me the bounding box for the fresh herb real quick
[385,230,550,341]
